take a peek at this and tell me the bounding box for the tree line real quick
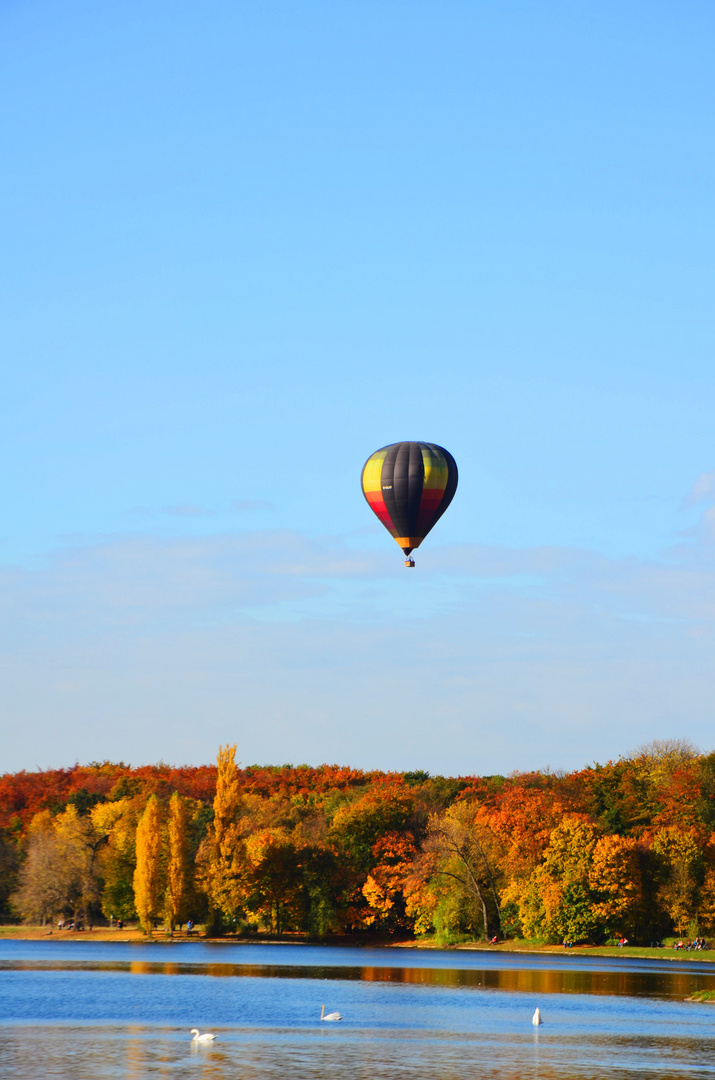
[2,739,715,944]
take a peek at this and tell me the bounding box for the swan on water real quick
[320,1005,342,1021]
[532,1008,542,1026]
[191,1029,217,1042]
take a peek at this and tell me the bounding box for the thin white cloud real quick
[683,469,715,508]
[230,499,275,513]
[2,527,715,630]
[1,522,715,773]
[163,504,214,518]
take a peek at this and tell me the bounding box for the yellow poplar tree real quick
[133,796,162,936]
[204,745,244,923]
[165,791,190,933]
[214,745,241,838]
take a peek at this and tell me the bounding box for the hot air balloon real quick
[361,441,458,566]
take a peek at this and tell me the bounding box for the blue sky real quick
[2,0,714,774]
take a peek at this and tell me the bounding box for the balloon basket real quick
[404,558,415,568]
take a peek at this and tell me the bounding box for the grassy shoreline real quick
[403,938,715,963]
[2,925,715,962]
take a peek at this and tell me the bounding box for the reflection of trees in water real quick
[21,952,715,1000]
[124,1027,146,1080]
[350,961,715,998]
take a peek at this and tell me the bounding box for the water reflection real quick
[125,1027,146,1080]
[3,956,714,999]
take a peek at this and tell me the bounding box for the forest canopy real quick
[3,739,715,945]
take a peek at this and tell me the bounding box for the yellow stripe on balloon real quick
[421,445,448,490]
[362,452,386,492]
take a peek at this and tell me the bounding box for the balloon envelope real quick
[361,441,458,556]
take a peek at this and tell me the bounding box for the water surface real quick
[1,941,714,1078]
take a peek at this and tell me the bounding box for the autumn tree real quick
[329,785,414,874]
[423,801,503,941]
[298,843,341,938]
[588,834,644,938]
[92,798,138,922]
[0,832,19,918]
[362,832,416,931]
[133,796,162,935]
[165,791,191,933]
[651,827,703,936]
[54,804,108,928]
[328,783,414,928]
[200,745,244,927]
[503,816,600,944]
[12,807,107,927]
[485,785,566,883]
[625,740,700,828]
[696,851,715,935]
[242,828,301,934]
[695,755,715,832]
[402,850,444,937]
[630,739,699,787]
[10,743,715,947]
[12,813,67,924]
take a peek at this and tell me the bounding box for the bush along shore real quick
[2,739,715,948]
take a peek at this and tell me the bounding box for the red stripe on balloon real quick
[415,488,445,531]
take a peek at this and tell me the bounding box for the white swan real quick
[320,1004,342,1021]
[191,1028,217,1042]
[532,1007,542,1026]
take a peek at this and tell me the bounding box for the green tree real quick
[424,802,502,940]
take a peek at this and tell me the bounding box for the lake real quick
[1,940,715,1078]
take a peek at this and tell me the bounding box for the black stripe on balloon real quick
[389,442,425,539]
[379,443,402,537]
[406,441,426,535]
